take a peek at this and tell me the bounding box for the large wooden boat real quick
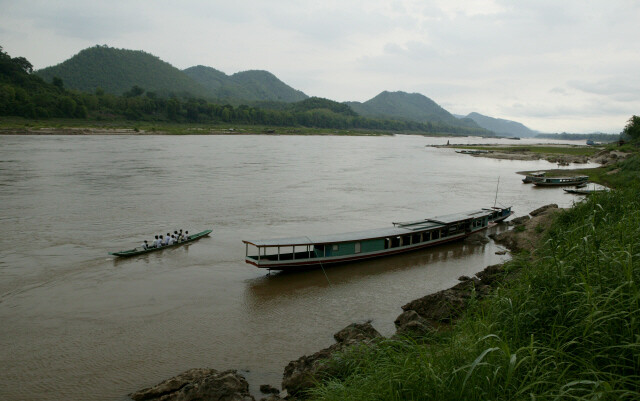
[242,207,512,271]
[533,176,588,187]
[109,229,212,257]
[522,171,545,183]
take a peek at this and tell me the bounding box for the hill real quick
[36,45,210,98]
[463,112,537,137]
[183,66,307,103]
[346,91,483,131]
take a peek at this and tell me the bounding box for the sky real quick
[1,0,639,133]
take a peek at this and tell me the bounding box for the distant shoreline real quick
[0,127,394,136]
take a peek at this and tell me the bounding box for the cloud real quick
[1,0,639,133]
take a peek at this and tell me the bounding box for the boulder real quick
[393,310,432,336]
[464,232,490,244]
[259,384,280,395]
[333,321,382,344]
[129,368,254,401]
[282,322,381,397]
[401,287,470,323]
[529,204,558,217]
[509,215,530,226]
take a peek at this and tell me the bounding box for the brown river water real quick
[0,134,595,400]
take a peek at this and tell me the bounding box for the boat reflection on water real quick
[243,236,502,308]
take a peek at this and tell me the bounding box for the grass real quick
[308,180,640,400]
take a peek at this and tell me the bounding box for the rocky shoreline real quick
[128,204,562,401]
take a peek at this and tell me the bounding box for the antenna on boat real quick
[493,176,500,208]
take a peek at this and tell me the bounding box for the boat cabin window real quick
[332,244,339,251]
[355,242,361,253]
[432,230,440,240]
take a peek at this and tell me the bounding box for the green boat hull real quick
[109,229,212,257]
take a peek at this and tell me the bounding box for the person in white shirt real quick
[141,240,149,250]
[183,231,189,241]
[167,235,175,245]
[164,233,171,246]
[152,235,160,248]
[158,235,164,246]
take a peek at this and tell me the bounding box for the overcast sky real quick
[1,0,639,133]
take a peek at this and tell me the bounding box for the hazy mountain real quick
[463,112,537,137]
[36,45,210,97]
[183,66,308,103]
[346,91,482,130]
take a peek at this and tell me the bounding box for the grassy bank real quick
[454,144,601,157]
[308,180,640,399]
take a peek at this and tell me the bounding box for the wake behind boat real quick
[109,229,212,257]
[242,207,512,271]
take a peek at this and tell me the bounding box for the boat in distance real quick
[242,207,513,271]
[109,229,212,257]
[533,176,589,187]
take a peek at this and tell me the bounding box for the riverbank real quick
[124,204,575,401]
[127,168,640,400]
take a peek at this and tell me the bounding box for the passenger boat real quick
[522,171,545,183]
[109,229,212,257]
[533,176,588,187]
[242,207,513,271]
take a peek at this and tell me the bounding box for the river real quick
[0,134,595,400]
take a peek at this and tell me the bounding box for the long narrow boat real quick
[533,176,588,187]
[522,172,545,183]
[563,187,609,195]
[242,207,512,271]
[109,229,212,257]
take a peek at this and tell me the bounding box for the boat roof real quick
[243,209,492,247]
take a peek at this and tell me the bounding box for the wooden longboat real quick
[242,207,512,271]
[522,172,545,183]
[533,176,589,187]
[109,229,212,257]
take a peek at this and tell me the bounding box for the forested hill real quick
[36,45,210,98]
[183,66,307,103]
[463,112,537,137]
[346,91,484,132]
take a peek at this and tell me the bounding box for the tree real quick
[52,77,64,90]
[622,115,640,141]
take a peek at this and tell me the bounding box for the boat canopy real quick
[243,209,492,247]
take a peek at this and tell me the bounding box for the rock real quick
[259,384,280,395]
[464,232,490,244]
[509,215,530,225]
[529,204,558,217]
[129,368,254,401]
[333,321,382,344]
[475,264,505,286]
[402,287,470,323]
[493,207,562,253]
[495,250,507,255]
[282,322,381,397]
[458,275,472,281]
[393,310,432,336]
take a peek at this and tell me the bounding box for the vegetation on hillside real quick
[1,47,492,135]
[183,65,308,103]
[36,45,210,98]
[346,91,485,132]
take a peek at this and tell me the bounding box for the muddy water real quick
[0,134,594,400]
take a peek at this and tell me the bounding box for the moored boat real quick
[533,176,588,187]
[109,229,212,257]
[242,207,512,271]
[564,187,609,195]
[522,171,545,183]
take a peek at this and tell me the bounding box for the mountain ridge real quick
[463,112,537,137]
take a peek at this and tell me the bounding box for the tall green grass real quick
[309,187,640,401]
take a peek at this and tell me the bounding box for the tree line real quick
[0,46,490,135]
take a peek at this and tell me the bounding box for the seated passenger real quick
[141,240,149,250]
[152,235,160,248]
[167,235,175,246]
